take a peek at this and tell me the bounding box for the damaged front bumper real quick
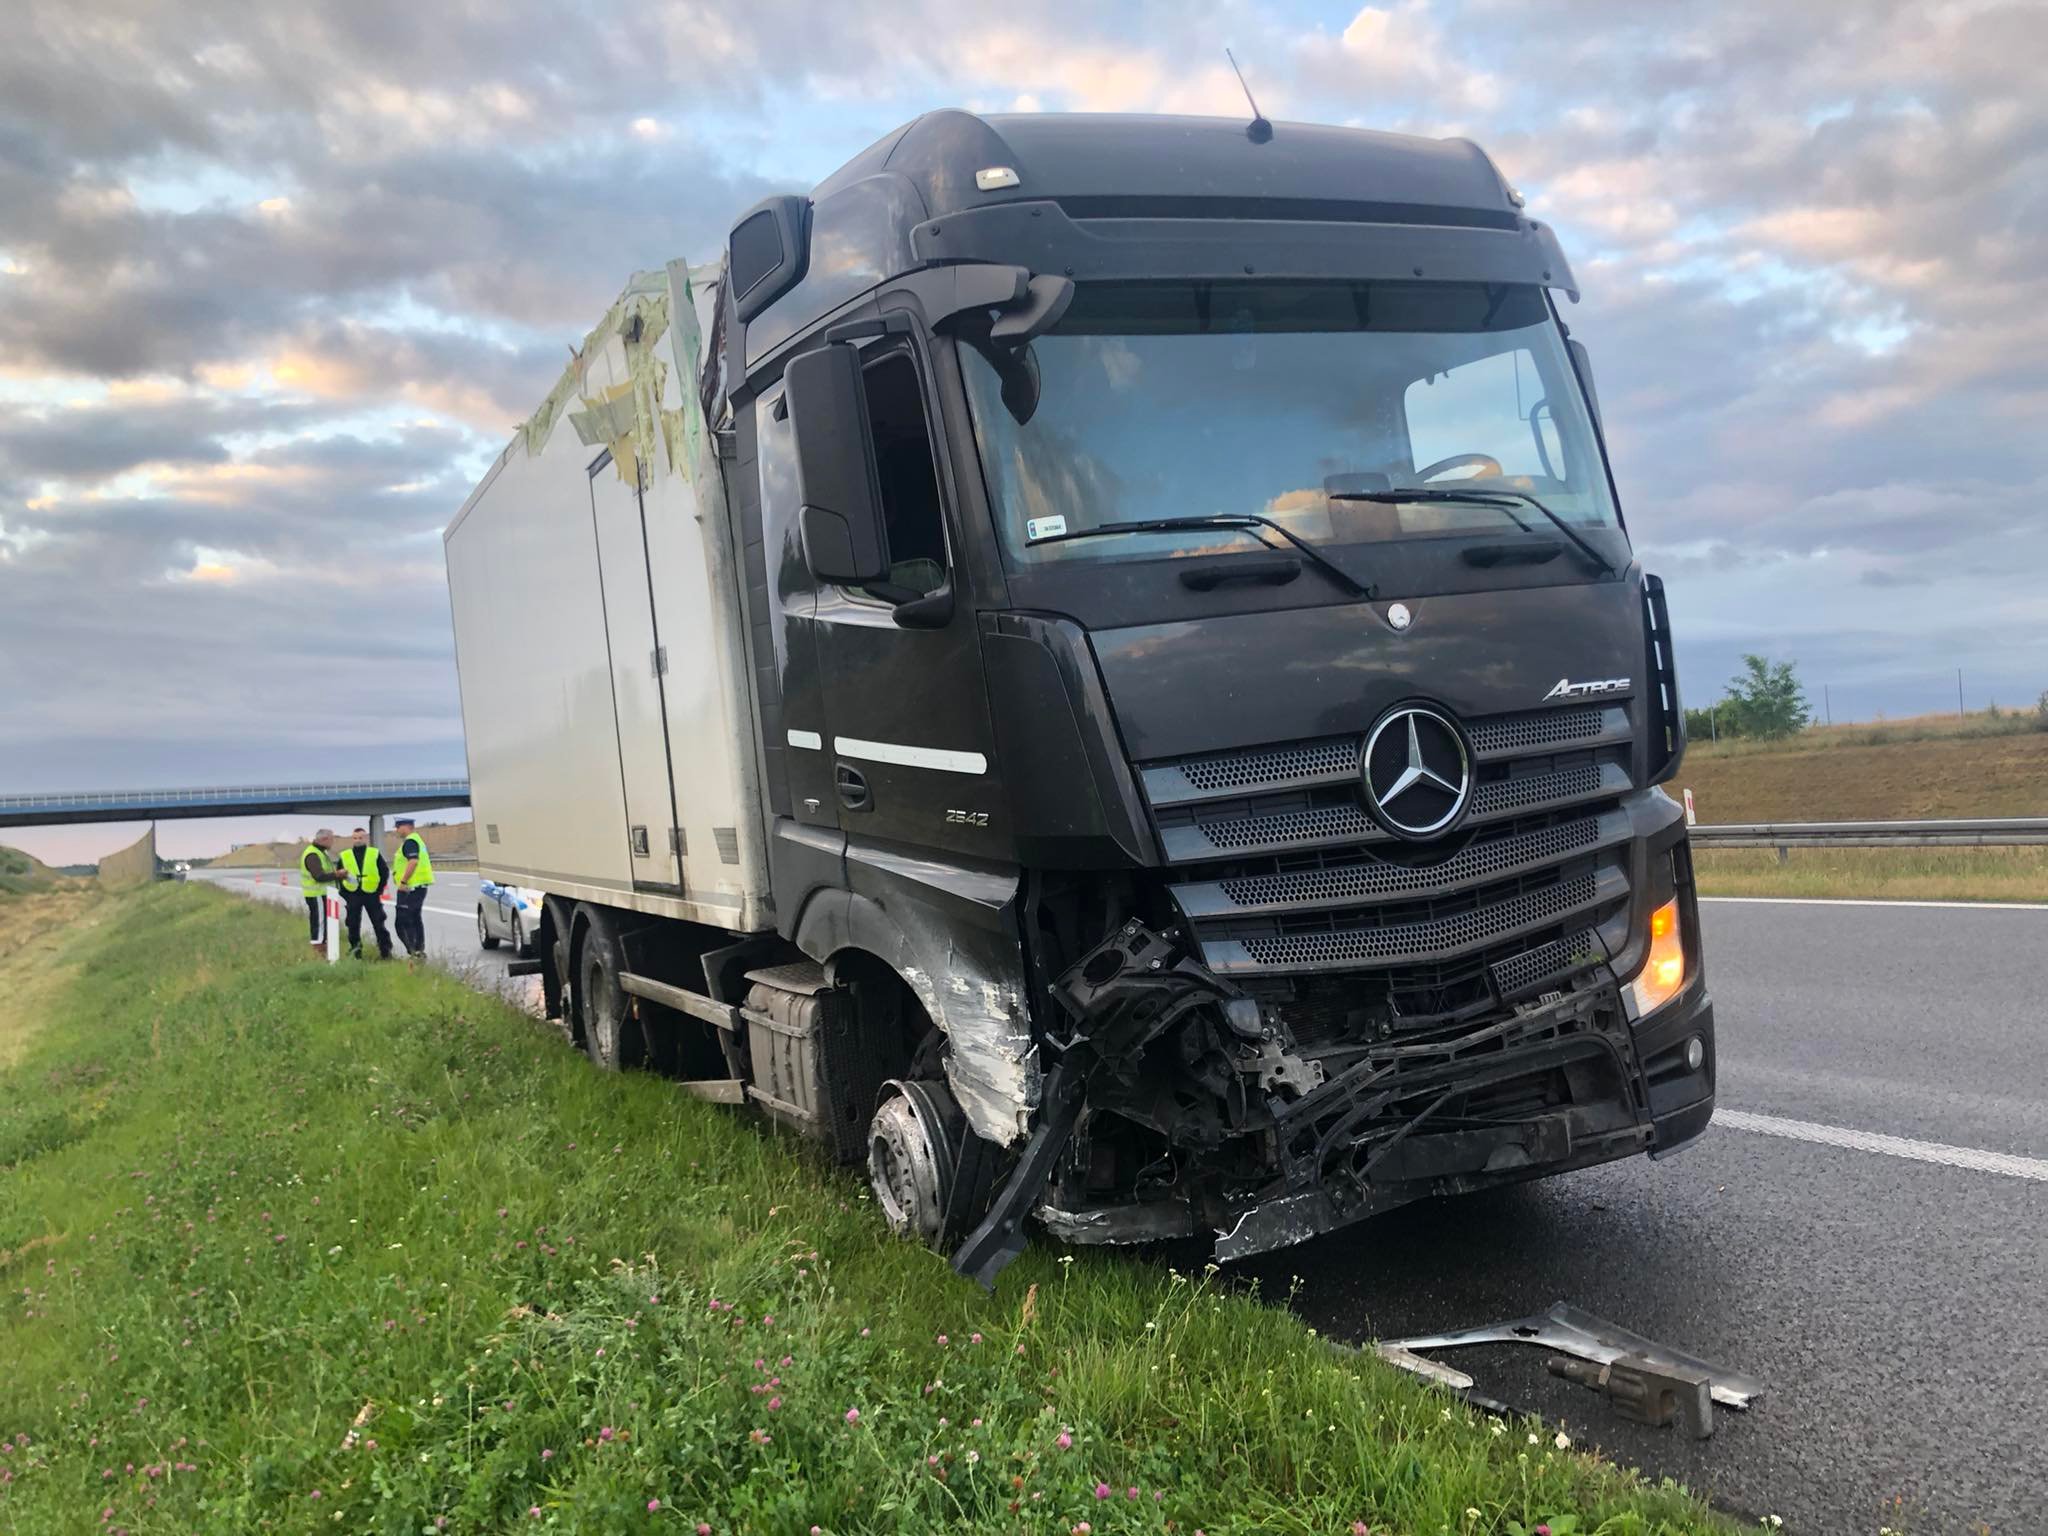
[1208,980,1715,1262]
[953,919,1714,1284]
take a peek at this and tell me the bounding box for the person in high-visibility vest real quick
[299,828,342,952]
[337,826,394,960]
[391,816,435,958]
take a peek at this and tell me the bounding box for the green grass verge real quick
[1694,846,2048,903]
[0,886,1736,1535]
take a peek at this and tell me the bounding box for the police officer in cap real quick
[337,826,394,960]
[391,817,435,958]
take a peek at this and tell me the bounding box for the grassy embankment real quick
[1677,710,2048,902]
[0,845,73,900]
[0,884,1737,1535]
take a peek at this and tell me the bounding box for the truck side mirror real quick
[728,195,810,322]
[785,344,889,585]
[1566,337,1603,435]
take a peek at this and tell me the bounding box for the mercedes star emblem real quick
[1386,602,1412,631]
[1361,704,1472,840]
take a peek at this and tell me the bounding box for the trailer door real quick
[587,450,684,890]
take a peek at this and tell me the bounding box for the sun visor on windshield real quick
[910,200,1580,303]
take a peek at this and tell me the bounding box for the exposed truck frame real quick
[445,109,1715,1286]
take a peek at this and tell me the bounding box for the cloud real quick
[1,0,2046,818]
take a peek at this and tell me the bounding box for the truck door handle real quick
[834,763,871,811]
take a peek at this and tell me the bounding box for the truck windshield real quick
[961,280,1621,569]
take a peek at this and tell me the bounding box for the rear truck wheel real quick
[868,1079,997,1249]
[579,909,646,1072]
[478,906,499,950]
[543,897,576,1034]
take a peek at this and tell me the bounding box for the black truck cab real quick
[717,110,1713,1283]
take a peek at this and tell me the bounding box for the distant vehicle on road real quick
[477,880,542,956]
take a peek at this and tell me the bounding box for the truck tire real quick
[868,1078,996,1249]
[543,897,575,1033]
[578,909,646,1072]
[477,906,500,950]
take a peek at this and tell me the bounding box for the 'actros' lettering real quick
[1543,676,1631,701]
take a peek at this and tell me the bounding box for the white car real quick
[477,881,544,956]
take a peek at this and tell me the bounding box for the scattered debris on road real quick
[1547,1354,1715,1439]
[1375,1301,1762,1436]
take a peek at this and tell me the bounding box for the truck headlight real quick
[1626,897,1687,1018]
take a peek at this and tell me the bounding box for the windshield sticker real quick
[1025,515,1068,542]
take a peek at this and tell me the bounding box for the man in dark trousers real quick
[337,826,394,960]
[299,828,342,953]
[391,816,435,959]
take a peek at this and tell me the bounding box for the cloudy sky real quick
[4,0,2044,862]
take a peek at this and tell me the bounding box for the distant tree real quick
[1682,703,1730,742]
[1722,654,1811,740]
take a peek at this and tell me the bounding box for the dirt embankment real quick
[204,821,477,868]
[1677,719,2048,823]
[0,845,70,898]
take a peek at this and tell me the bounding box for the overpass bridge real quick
[0,779,471,831]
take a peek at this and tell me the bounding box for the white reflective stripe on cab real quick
[832,736,989,776]
[786,729,823,750]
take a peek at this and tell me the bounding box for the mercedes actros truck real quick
[444,109,1714,1286]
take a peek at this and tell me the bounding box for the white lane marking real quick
[786,728,822,750]
[424,906,470,919]
[832,736,988,775]
[1718,1108,2048,1181]
[1702,895,2047,912]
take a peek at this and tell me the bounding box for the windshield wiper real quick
[1030,514,1375,597]
[1329,487,1616,577]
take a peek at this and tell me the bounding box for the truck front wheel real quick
[578,909,646,1072]
[869,1079,995,1249]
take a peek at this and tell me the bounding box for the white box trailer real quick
[445,261,772,934]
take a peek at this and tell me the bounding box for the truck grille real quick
[1141,702,1636,993]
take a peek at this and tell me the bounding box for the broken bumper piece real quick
[1376,1300,1763,1431]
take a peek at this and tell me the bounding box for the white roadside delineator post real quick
[325,891,342,964]
[1682,788,1696,827]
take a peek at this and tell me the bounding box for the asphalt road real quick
[1248,898,2047,1536]
[195,871,2043,1534]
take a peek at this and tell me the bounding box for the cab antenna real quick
[1225,49,1273,143]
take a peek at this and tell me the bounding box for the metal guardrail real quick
[1691,818,2048,850]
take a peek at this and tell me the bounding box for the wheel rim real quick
[477,908,487,944]
[868,1084,958,1245]
[511,915,523,952]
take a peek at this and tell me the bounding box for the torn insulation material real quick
[518,268,671,482]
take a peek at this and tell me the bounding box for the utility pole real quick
[1823,683,1832,727]
[1709,702,1717,743]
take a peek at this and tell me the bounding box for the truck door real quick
[810,343,1003,857]
[587,451,684,890]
